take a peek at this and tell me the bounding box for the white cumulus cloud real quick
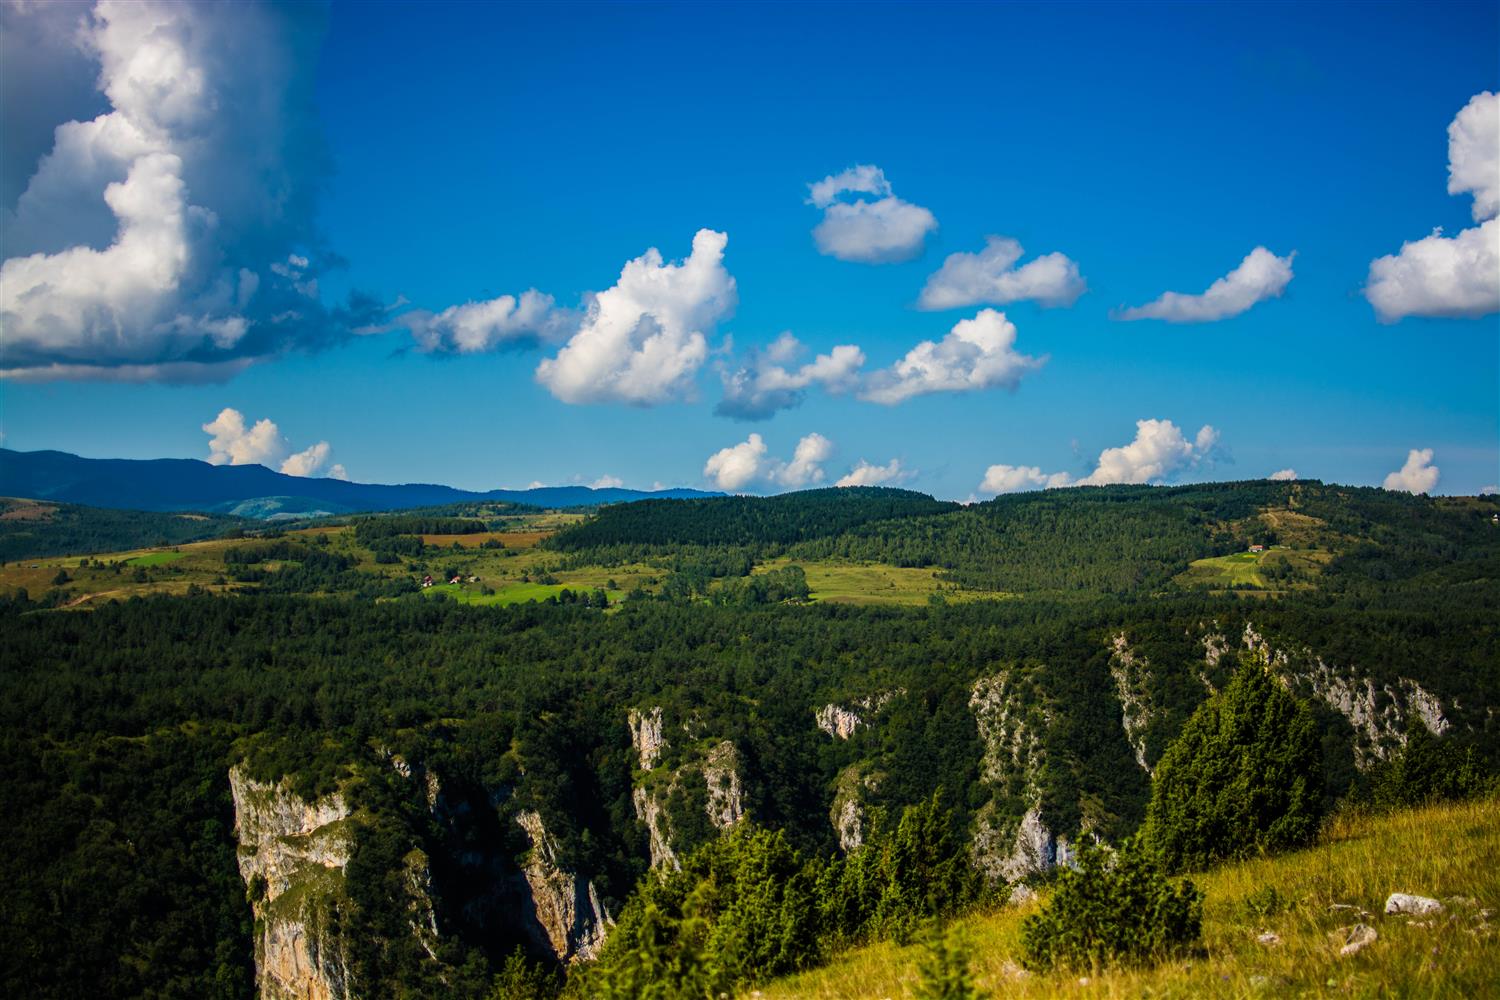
[716,332,865,420]
[807,165,937,264]
[1382,448,1439,494]
[204,407,285,467]
[1268,468,1299,481]
[405,290,575,353]
[1365,92,1500,323]
[703,432,836,491]
[861,309,1043,405]
[777,433,835,488]
[836,458,910,488]
[535,229,736,405]
[1365,218,1499,322]
[978,464,1073,495]
[1116,247,1294,323]
[975,418,1221,495]
[281,440,335,478]
[202,407,343,478]
[0,1,380,382]
[918,236,1086,311]
[590,474,625,489]
[1448,91,1499,223]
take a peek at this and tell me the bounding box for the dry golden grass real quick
[750,796,1500,999]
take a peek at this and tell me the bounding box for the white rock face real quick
[830,764,881,853]
[1240,622,1450,766]
[633,785,680,871]
[815,690,902,740]
[1108,632,1154,771]
[969,671,1047,789]
[1386,892,1444,916]
[703,741,746,829]
[815,704,865,740]
[629,706,667,771]
[968,669,1056,885]
[514,810,612,962]
[229,766,356,1000]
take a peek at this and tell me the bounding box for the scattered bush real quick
[914,922,988,1000]
[1020,838,1201,972]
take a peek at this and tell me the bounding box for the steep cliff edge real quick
[629,706,747,869]
[229,766,357,1000]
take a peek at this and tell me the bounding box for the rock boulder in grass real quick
[1334,923,1377,957]
[1385,893,1444,916]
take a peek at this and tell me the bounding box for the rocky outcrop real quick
[815,690,902,740]
[1241,622,1451,765]
[629,706,666,771]
[514,810,612,963]
[968,669,1058,885]
[1108,632,1154,771]
[633,784,680,871]
[703,741,745,829]
[815,704,865,740]
[628,707,747,868]
[229,766,356,1000]
[969,670,1047,791]
[830,764,882,853]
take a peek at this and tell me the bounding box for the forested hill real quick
[547,486,958,550]
[551,479,1500,597]
[0,497,248,561]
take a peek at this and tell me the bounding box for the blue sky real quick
[2,0,1497,497]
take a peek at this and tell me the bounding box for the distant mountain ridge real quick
[0,449,720,517]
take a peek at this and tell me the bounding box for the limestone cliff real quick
[968,669,1060,886]
[229,766,356,1000]
[814,690,902,740]
[1240,622,1450,765]
[1108,632,1155,771]
[829,764,882,853]
[628,706,747,868]
[515,810,612,962]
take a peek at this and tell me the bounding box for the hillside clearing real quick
[749,796,1500,999]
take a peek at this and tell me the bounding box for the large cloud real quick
[535,229,736,405]
[716,332,865,420]
[976,418,1221,494]
[703,432,835,491]
[1365,92,1500,323]
[0,1,378,382]
[202,406,342,478]
[1382,448,1439,494]
[861,309,1043,405]
[918,236,1085,311]
[1116,247,1294,322]
[1366,218,1499,322]
[807,165,937,264]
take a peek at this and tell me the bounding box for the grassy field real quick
[755,559,1012,606]
[750,796,1500,999]
[422,581,625,606]
[1176,547,1330,592]
[126,550,187,566]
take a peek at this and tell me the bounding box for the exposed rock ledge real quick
[229,766,355,1000]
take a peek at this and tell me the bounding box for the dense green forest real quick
[0,481,1496,998]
